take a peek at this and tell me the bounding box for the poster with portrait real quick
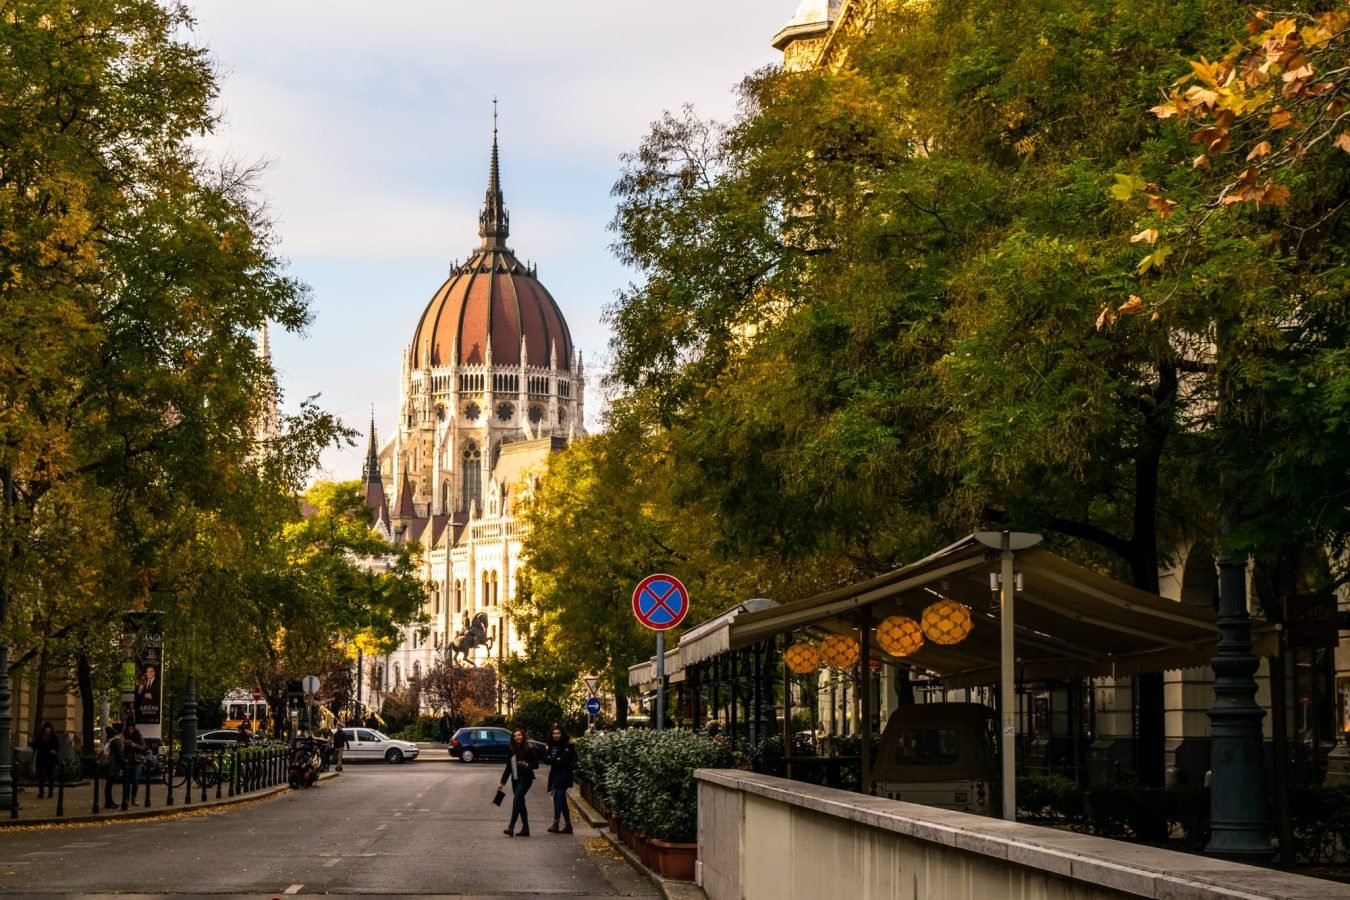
[125,611,165,740]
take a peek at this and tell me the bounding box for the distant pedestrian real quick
[439,711,452,744]
[123,723,145,806]
[497,727,538,837]
[543,724,576,834]
[101,725,125,810]
[332,725,348,771]
[31,722,59,799]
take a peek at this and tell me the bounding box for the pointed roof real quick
[772,0,842,50]
[478,101,509,250]
[361,415,389,523]
[394,470,416,519]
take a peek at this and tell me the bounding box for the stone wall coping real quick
[695,769,1350,899]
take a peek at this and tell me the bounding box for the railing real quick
[5,745,294,822]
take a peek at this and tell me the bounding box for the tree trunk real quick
[76,653,95,758]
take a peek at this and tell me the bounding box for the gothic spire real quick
[478,100,510,249]
[363,409,380,484]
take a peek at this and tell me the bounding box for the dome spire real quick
[478,99,510,249]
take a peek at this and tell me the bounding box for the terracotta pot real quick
[650,838,697,881]
[635,832,658,870]
[607,812,621,834]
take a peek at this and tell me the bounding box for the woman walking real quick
[31,722,59,799]
[544,725,576,834]
[497,727,538,837]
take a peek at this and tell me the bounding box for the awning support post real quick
[859,606,873,794]
[1000,537,1016,821]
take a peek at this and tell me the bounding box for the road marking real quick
[404,801,413,806]
[284,884,303,894]
[375,823,387,831]
[392,811,403,817]
[60,842,107,849]
[324,858,341,868]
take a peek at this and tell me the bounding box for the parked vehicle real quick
[448,727,546,762]
[197,729,247,752]
[221,691,269,730]
[872,702,998,817]
[288,736,325,788]
[334,727,419,763]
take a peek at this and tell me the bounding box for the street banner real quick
[125,611,165,740]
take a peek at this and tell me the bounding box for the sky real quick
[187,0,799,480]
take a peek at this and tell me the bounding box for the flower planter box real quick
[650,838,697,881]
[607,812,621,834]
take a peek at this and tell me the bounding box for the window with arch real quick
[482,571,490,608]
[441,480,450,514]
[432,586,440,616]
[455,579,463,613]
[461,442,482,512]
[394,662,401,684]
[413,661,421,681]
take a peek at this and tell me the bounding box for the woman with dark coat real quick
[497,727,538,837]
[543,724,577,834]
[31,722,59,799]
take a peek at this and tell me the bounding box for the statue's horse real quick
[450,612,493,664]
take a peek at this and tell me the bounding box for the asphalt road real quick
[0,750,657,899]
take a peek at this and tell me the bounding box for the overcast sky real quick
[188,1,796,480]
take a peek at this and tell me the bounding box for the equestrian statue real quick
[450,612,493,665]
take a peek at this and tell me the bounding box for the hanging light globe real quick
[876,615,925,657]
[784,642,821,674]
[921,598,974,645]
[819,633,861,668]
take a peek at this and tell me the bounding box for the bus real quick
[221,690,269,730]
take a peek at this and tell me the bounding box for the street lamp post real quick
[1205,520,1272,861]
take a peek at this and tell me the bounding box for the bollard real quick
[120,765,129,811]
[165,754,175,807]
[228,752,236,797]
[56,764,65,817]
[199,758,207,803]
[143,759,152,809]
[183,757,192,806]
[215,754,223,800]
[92,768,100,815]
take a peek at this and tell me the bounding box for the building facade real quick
[361,126,585,712]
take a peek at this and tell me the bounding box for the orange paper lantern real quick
[921,598,973,646]
[819,633,861,668]
[784,642,821,674]
[876,615,925,657]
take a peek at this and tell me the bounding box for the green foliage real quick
[1016,775,1084,822]
[389,716,440,743]
[1289,784,1350,865]
[580,729,736,842]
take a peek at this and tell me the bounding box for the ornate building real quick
[362,124,585,710]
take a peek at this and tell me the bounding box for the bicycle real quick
[160,753,223,791]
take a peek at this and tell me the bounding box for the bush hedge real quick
[578,729,735,843]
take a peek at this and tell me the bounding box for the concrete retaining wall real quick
[695,770,1348,900]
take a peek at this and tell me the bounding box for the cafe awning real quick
[645,535,1280,688]
[629,597,779,688]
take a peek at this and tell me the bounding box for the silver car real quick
[337,728,420,764]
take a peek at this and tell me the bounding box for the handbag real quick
[492,787,505,806]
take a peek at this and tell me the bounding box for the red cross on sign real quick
[632,574,690,631]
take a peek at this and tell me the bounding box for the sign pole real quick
[656,631,665,732]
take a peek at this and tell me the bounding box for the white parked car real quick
[337,728,420,764]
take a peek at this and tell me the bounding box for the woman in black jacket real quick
[497,728,538,837]
[31,722,59,799]
[544,725,577,834]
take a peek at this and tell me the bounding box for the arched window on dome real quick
[461,442,482,513]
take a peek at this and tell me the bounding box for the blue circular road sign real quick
[585,696,602,716]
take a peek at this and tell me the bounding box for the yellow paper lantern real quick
[876,615,925,657]
[921,598,973,646]
[784,642,821,674]
[819,633,861,668]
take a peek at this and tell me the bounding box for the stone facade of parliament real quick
[361,126,586,710]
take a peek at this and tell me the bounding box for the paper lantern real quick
[876,615,925,657]
[921,598,973,646]
[784,642,821,674]
[819,633,861,668]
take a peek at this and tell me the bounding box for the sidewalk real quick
[1,771,337,828]
[570,791,708,900]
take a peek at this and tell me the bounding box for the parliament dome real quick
[408,131,574,372]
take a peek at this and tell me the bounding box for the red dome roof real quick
[409,123,573,371]
[410,248,573,370]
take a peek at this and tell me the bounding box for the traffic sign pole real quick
[655,631,665,732]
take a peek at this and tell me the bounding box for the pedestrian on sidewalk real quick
[31,722,59,799]
[543,724,576,834]
[439,711,452,744]
[332,725,348,771]
[498,727,538,837]
[101,725,125,810]
[123,723,145,806]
